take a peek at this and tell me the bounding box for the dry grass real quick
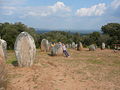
[6,48,120,90]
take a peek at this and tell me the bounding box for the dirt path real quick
[7,49,120,90]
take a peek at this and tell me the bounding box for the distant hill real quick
[35,28,100,34]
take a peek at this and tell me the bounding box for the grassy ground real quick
[6,48,120,90]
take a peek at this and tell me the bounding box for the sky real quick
[0,0,120,31]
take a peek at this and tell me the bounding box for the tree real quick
[101,23,120,46]
[101,23,120,38]
[0,22,38,49]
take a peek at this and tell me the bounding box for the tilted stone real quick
[14,32,36,67]
[89,44,96,51]
[51,44,63,56]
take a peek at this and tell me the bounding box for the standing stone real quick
[89,44,96,51]
[107,45,110,49]
[0,44,7,90]
[101,43,105,50]
[0,39,7,60]
[69,44,72,48]
[14,32,36,67]
[41,39,49,52]
[75,44,78,48]
[77,42,83,51]
[66,44,69,48]
[51,43,63,56]
[95,45,98,49]
[72,42,76,49]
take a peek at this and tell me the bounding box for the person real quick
[62,44,70,57]
[51,42,55,47]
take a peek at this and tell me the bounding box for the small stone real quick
[89,44,96,51]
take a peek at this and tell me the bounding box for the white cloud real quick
[111,0,120,9]
[49,1,71,12]
[0,6,16,10]
[76,3,106,16]
[0,0,27,6]
[0,6,16,15]
[24,1,71,17]
[0,1,71,17]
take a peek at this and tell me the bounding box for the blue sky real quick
[0,0,120,31]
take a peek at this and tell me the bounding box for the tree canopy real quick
[0,22,119,49]
[101,23,120,45]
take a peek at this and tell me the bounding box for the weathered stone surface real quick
[51,44,63,56]
[14,32,36,67]
[72,42,76,49]
[0,39,7,60]
[77,42,83,51]
[101,43,105,50]
[0,44,7,90]
[89,44,96,51]
[41,39,49,52]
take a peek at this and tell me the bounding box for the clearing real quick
[6,49,120,90]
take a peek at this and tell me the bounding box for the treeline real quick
[0,22,120,49]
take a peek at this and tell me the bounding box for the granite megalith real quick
[0,39,7,60]
[101,43,105,50]
[14,32,36,67]
[72,42,76,49]
[41,39,49,52]
[89,44,96,51]
[0,43,7,90]
[51,43,63,56]
[77,42,83,51]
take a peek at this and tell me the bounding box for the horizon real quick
[0,0,120,31]
[35,28,101,32]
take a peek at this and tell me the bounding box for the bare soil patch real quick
[6,49,120,90]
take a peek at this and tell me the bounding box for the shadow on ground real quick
[12,61,18,67]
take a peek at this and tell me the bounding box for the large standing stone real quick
[14,32,36,67]
[101,43,105,50]
[51,44,63,56]
[0,39,7,60]
[89,44,96,51]
[77,42,83,51]
[0,44,7,90]
[41,39,50,52]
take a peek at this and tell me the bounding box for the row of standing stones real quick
[0,31,106,67]
[0,32,106,89]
